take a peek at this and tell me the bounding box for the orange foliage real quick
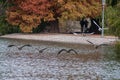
[6,0,102,32]
[6,10,41,32]
[6,0,52,32]
[57,0,102,20]
[18,0,51,16]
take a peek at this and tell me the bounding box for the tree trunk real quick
[47,19,60,33]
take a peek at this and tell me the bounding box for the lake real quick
[0,38,120,80]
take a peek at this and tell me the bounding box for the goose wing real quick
[18,44,32,50]
[95,44,109,49]
[86,40,94,45]
[68,49,78,55]
[57,49,68,55]
[8,45,15,47]
[39,48,47,53]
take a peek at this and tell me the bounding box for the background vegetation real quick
[1,0,102,33]
[104,0,120,60]
[0,15,21,35]
[0,0,21,35]
[105,0,120,38]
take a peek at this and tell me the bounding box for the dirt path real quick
[0,33,117,45]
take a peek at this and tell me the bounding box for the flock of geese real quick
[7,40,109,56]
[8,44,47,53]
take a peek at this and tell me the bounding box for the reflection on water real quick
[0,38,120,80]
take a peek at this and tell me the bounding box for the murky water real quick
[0,38,120,80]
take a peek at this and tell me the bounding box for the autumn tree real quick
[50,0,101,21]
[6,0,52,32]
[52,0,102,33]
[6,0,102,33]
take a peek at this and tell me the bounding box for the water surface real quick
[0,38,120,80]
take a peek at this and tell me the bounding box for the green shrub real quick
[0,1,21,35]
[105,2,120,38]
[114,41,120,59]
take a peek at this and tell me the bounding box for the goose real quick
[57,49,78,55]
[86,40,108,49]
[8,44,32,50]
[35,48,47,53]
